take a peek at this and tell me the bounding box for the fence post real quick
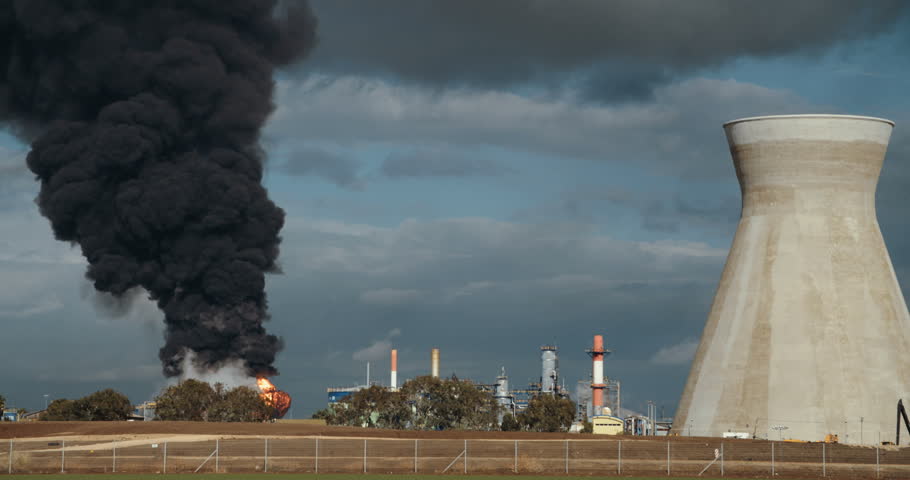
[215,438,219,473]
[163,441,167,474]
[720,442,724,476]
[363,438,367,473]
[618,440,622,475]
[61,439,65,473]
[514,440,518,473]
[771,441,775,477]
[822,441,826,477]
[464,439,467,474]
[414,439,418,473]
[113,440,117,473]
[876,445,881,478]
[667,440,670,476]
[314,438,319,473]
[565,439,569,474]
[264,437,268,473]
[8,439,12,475]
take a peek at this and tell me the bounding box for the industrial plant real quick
[325,335,657,435]
[323,115,910,445]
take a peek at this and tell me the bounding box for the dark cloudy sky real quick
[2,1,910,418]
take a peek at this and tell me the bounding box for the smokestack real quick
[675,115,910,444]
[586,335,610,416]
[431,348,440,378]
[390,349,398,389]
[0,2,318,378]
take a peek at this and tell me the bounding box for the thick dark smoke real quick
[0,1,317,377]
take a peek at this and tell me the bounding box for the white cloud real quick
[443,281,497,302]
[360,288,423,305]
[265,75,812,178]
[73,364,162,382]
[0,211,86,266]
[651,337,700,365]
[642,241,726,258]
[283,215,726,283]
[0,296,64,318]
[352,328,401,362]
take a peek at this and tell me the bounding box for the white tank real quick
[675,115,910,444]
[540,346,558,393]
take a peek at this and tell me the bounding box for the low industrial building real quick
[591,414,624,435]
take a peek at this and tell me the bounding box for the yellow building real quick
[591,415,624,435]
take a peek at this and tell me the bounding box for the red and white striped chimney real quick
[390,349,398,389]
[590,335,607,416]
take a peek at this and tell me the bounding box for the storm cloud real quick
[306,0,909,100]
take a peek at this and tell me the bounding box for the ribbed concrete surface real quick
[674,115,910,444]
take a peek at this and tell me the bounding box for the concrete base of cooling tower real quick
[673,210,910,444]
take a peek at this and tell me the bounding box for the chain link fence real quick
[1,437,908,478]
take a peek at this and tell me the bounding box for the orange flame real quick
[256,377,292,419]
[257,377,276,392]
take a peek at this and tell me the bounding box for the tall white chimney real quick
[431,348,440,378]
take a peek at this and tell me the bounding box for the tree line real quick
[34,379,271,422]
[154,379,271,422]
[313,375,576,432]
[43,389,133,421]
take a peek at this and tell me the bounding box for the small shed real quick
[591,415,624,435]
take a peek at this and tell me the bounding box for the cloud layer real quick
[307,1,909,99]
[268,75,814,180]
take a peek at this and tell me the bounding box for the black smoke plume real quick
[0,1,317,377]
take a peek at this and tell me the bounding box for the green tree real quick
[500,414,521,431]
[311,407,333,421]
[72,389,133,421]
[319,377,499,431]
[379,391,413,429]
[154,379,218,421]
[322,386,407,428]
[0,394,5,412]
[208,386,271,422]
[400,375,444,430]
[40,390,132,421]
[42,399,77,421]
[581,419,593,434]
[401,375,499,431]
[518,394,576,432]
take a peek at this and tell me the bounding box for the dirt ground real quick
[0,421,725,441]
[1,422,907,479]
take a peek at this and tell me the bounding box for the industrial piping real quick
[390,349,398,389]
[431,348,440,378]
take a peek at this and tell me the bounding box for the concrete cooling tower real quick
[674,115,910,445]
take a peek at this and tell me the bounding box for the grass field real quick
[2,475,754,480]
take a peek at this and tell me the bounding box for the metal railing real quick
[1,437,908,478]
